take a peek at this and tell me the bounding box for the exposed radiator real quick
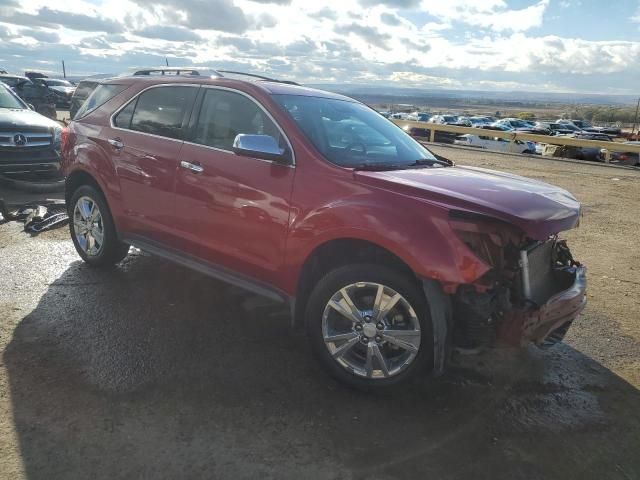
[521,240,557,306]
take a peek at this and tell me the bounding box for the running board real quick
[124,236,290,304]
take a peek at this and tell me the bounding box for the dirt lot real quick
[1,149,639,480]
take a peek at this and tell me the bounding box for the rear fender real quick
[64,122,124,225]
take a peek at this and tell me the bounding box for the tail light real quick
[60,126,71,160]
[61,127,69,150]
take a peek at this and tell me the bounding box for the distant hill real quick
[308,84,638,107]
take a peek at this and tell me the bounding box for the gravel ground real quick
[1,148,639,480]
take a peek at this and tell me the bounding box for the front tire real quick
[305,264,434,389]
[68,185,129,267]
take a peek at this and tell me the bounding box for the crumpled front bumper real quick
[498,266,587,347]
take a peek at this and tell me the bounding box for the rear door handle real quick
[180,160,204,174]
[108,138,124,150]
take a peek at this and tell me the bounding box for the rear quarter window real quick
[73,81,98,100]
[74,84,128,119]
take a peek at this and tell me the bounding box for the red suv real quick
[61,73,586,388]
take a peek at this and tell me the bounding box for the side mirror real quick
[27,104,35,110]
[232,134,290,163]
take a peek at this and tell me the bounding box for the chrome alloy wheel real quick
[73,196,105,256]
[322,282,421,379]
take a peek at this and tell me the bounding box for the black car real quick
[598,142,640,166]
[0,74,31,89]
[401,125,457,144]
[568,119,622,137]
[38,78,76,108]
[0,83,62,180]
[13,79,57,119]
[69,79,100,119]
[546,123,582,136]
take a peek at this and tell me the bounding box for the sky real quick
[0,0,639,94]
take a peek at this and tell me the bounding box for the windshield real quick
[273,94,440,168]
[0,84,26,109]
[45,79,73,87]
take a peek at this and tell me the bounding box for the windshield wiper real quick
[352,163,409,171]
[352,155,453,171]
[408,158,451,167]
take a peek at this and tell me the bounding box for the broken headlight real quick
[448,210,523,269]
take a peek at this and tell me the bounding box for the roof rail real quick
[217,70,300,86]
[127,67,299,85]
[132,67,222,77]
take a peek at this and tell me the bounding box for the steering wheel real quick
[345,142,367,156]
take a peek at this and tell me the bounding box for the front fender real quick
[283,189,489,294]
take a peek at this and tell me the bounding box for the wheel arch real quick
[65,168,104,205]
[293,237,420,327]
[65,167,125,235]
[294,237,453,376]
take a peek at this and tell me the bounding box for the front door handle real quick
[108,138,124,150]
[180,160,204,174]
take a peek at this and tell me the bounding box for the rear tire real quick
[305,264,434,389]
[68,185,129,267]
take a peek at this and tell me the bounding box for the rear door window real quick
[113,100,136,129]
[128,86,198,140]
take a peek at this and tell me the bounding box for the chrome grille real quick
[0,132,53,148]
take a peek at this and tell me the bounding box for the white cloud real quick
[419,0,550,32]
[0,0,638,94]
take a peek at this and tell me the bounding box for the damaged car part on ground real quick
[0,199,69,234]
[60,71,587,389]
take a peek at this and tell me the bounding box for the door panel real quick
[109,127,183,242]
[109,85,198,243]
[175,146,294,283]
[173,88,295,284]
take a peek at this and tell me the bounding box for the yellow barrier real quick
[392,120,640,163]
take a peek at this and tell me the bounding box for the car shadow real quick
[4,253,640,480]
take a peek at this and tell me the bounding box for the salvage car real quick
[0,83,62,180]
[545,122,583,136]
[39,78,76,108]
[406,111,430,122]
[13,79,57,119]
[428,114,459,125]
[599,141,640,166]
[541,133,613,162]
[558,119,621,137]
[401,124,457,144]
[69,79,101,119]
[0,74,31,89]
[454,132,536,154]
[493,118,535,130]
[61,73,586,388]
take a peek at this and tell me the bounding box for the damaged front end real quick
[448,211,586,350]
